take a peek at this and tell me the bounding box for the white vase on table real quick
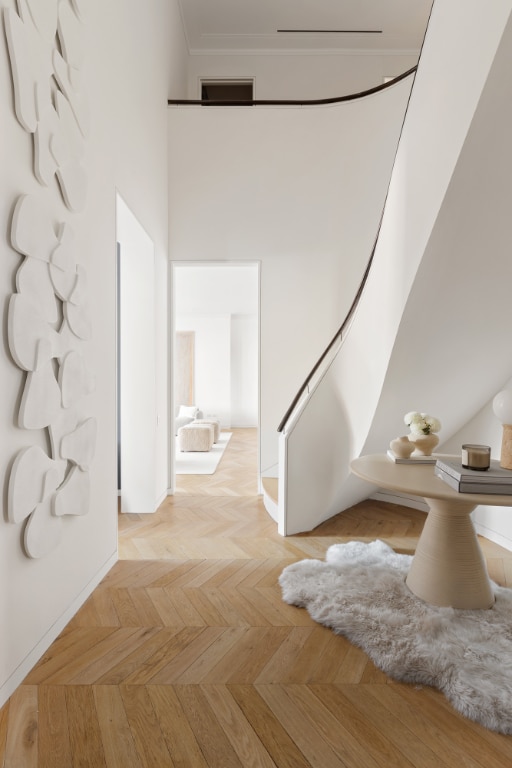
[389,436,415,459]
[409,432,439,456]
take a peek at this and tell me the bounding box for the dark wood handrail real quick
[168,66,417,107]
[276,224,382,433]
[276,66,419,433]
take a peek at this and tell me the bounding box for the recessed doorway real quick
[170,262,260,488]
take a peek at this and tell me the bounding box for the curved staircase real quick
[275,1,512,536]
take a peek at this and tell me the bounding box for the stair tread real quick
[262,477,278,503]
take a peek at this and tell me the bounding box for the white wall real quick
[0,0,187,706]
[231,314,259,427]
[168,74,414,476]
[185,52,419,101]
[176,314,232,424]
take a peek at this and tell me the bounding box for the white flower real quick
[404,411,441,435]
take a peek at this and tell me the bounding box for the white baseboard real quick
[118,493,168,513]
[262,492,278,523]
[155,490,167,509]
[474,522,512,553]
[0,551,117,709]
[370,490,429,513]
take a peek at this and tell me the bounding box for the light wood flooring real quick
[2,427,512,766]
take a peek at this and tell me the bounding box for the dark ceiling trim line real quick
[276,29,383,34]
[167,66,416,107]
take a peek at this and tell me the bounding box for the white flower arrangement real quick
[404,411,441,435]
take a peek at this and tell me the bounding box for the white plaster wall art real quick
[50,222,79,301]
[65,302,92,341]
[25,0,59,43]
[16,258,59,323]
[60,417,97,471]
[57,1,84,68]
[55,154,88,212]
[69,0,85,23]
[65,266,92,340]
[11,193,58,261]
[24,502,63,560]
[8,446,66,524]
[8,295,59,371]
[53,49,90,137]
[34,99,61,186]
[50,259,78,303]
[4,0,95,558]
[55,91,84,161]
[48,409,79,460]
[19,362,62,429]
[4,1,54,133]
[53,465,89,517]
[59,350,95,408]
[69,262,86,305]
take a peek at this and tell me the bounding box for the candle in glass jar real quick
[461,444,491,470]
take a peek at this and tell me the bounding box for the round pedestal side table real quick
[351,454,512,609]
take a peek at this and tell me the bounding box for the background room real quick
[172,262,259,477]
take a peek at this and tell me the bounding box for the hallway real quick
[2,429,512,766]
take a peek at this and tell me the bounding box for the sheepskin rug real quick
[279,539,512,734]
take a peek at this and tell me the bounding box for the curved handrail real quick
[168,66,417,107]
[276,223,381,433]
[277,67,418,434]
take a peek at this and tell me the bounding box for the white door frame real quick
[169,261,261,491]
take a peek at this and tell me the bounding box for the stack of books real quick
[386,450,437,465]
[435,457,512,494]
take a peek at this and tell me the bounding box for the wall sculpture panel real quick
[4,0,96,558]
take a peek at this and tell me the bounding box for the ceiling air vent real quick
[200,79,254,103]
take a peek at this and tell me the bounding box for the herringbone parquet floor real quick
[2,428,512,766]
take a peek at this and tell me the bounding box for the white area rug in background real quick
[279,539,512,734]
[175,432,232,475]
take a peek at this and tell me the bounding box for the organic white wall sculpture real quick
[4,0,95,558]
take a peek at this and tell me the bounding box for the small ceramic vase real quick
[408,432,439,456]
[389,436,415,459]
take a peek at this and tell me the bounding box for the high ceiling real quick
[177,0,433,54]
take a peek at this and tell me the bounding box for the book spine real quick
[435,468,459,490]
[435,462,463,481]
[458,483,512,494]
[435,468,512,494]
[436,462,512,485]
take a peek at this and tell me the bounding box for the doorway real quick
[170,262,260,486]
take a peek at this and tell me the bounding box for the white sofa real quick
[175,405,221,451]
[175,404,203,434]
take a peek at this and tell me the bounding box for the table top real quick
[351,453,512,506]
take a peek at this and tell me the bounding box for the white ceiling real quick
[177,0,433,55]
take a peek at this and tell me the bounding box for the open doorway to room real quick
[170,262,260,488]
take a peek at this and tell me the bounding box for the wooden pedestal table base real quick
[349,454,512,610]
[405,497,494,609]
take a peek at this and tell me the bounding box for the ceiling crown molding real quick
[188,47,422,58]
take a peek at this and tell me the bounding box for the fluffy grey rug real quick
[279,540,512,734]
